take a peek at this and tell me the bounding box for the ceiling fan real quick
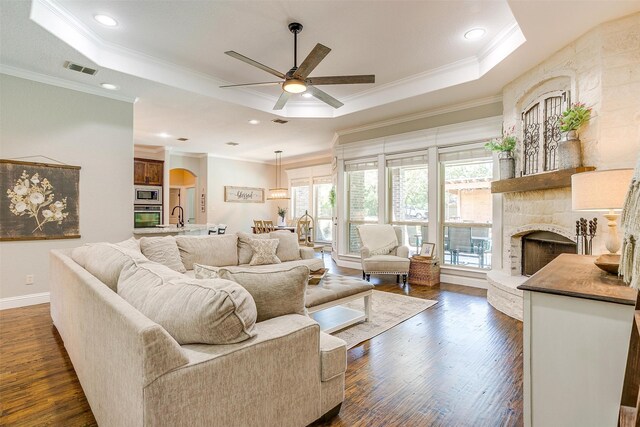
[220,22,375,110]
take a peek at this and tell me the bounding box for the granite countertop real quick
[517,254,637,306]
[133,224,209,235]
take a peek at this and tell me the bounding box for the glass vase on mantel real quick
[499,151,516,180]
[557,130,582,170]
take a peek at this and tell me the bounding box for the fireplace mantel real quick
[491,166,595,194]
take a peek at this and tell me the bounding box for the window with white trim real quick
[313,176,333,243]
[387,154,428,255]
[290,178,310,220]
[346,160,378,254]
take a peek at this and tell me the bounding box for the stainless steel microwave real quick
[134,186,162,205]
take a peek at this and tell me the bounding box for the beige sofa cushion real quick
[118,262,257,345]
[71,242,149,292]
[218,265,309,322]
[237,232,269,265]
[139,236,186,273]
[269,230,302,262]
[193,263,220,279]
[175,234,239,270]
[248,238,281,266]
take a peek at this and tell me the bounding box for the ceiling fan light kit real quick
[222,22,375,110]
[267,150,290,200]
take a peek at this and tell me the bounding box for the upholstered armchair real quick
[357,224,411,284]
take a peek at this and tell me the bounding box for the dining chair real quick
[263,220,275,232]
[253,220,265,234]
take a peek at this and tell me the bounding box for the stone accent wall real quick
[497,13,640,275]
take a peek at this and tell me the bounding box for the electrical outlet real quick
[25,275,34,285]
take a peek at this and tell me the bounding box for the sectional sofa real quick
[49,231,346,427]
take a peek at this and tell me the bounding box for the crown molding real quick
[134,144,166,154]
[336,95,503,137]
[0,64,138,103]
[31,0,523,119]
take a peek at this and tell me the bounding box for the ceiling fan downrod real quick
[288,22,303,69]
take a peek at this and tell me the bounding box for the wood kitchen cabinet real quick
[134,158,164,185]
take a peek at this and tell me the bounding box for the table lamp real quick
[571,168,634,272]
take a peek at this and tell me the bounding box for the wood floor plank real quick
[0,260,523,426]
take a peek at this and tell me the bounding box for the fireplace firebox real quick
[521,231,577,276]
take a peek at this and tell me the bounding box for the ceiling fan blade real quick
[306,75,375,85]
[307,86,344,109]
[273,92,291,110]
[293,44,331,80]
[220,81,282,88]
[225,51,286,79]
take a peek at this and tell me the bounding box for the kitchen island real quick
[133,224,209,237]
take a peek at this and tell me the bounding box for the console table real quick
[518,254,637,427]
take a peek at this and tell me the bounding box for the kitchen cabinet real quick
[134,158,164,185]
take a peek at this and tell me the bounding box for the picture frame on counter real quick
[1,159,81,241]
[224,186,265,203]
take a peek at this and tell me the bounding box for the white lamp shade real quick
[571,169,633,211]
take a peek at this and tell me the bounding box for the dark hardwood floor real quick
[0,259,523,426]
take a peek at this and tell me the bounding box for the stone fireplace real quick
[521,231,576,276]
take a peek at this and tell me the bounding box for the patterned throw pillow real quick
[193,263,220,279]
[248,238,281,266]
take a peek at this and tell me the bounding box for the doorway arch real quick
[169,168,198,225]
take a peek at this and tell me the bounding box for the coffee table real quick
[305,274,374,333]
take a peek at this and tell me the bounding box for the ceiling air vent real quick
[176,137,189,142]
[63,61,98,76]
[271,118,288,124]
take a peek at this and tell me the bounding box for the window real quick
[346,160,378,254]
[387,155,428,255]
[522,91,568,175]
[313,177,333,243]
[440,149,493,269]
[290,179,310,220]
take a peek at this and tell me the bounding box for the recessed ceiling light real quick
[157,132,171,138]
[226,142,239,146]
[302,92,313,98]
[100,83,119,90]
[94,14,118,27]
[464,28,486,40]
[248,119,260,125]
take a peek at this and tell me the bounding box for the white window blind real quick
[438,145,491,163]
[291,178,310,187]
[345,160,378,172]
[313,176,332,185]
[386,154,428,168]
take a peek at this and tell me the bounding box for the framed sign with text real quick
[224,186,265,203]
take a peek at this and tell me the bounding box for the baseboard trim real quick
[441,273,488,289]
[0,292,50,310]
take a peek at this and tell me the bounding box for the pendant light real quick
[267,150,290,200]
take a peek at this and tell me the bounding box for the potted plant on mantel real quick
[277,206,287,227]
[558,102,591,169]
[485,127,517,180]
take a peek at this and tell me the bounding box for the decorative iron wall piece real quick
[543,96,562,172]
[522,103,540,175]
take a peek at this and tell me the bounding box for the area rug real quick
[334,290,437,349]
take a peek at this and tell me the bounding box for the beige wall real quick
[206,157,277,233]
[0,74,134,301]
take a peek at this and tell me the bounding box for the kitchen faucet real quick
[171,205,185,228]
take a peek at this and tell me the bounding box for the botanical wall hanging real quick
[1,159,80,241]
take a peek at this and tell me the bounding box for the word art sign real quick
[224,186,265,203]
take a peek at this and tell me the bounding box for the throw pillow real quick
[194,263,220,279]
[72,243,150,292]
[218,265,309,322]
[269,230,301,262]
[118,262,257,345]
[248,238,281,266]
[175,234,238,270]
[237,232,269,265]
[139,235,186,273]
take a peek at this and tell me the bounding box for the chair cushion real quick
[139,235,186,273]
[269,230,302,262]
[218,265,309,322]
[237,232,269,265]
[175,234,238,270]
[305,274,374,308]
[319,332,347,381]
[362,254,410,273]
[248,238,281,266]
[118,261,257,345]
